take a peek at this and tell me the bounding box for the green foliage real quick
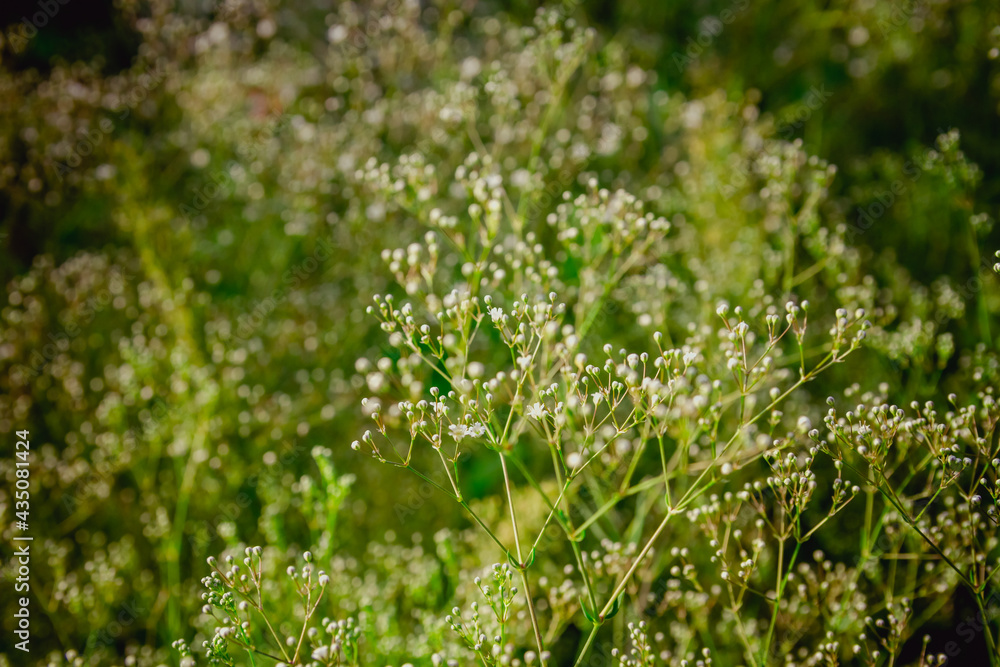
[1,1,1000,666]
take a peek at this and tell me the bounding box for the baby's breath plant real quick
[4,1,1000,666]
[338,36,895,655]
[445,562,541,666]
[180,548,360,667]
[172,3,999,664]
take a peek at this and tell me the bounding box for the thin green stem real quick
[975,593,1000,667]
[502,454,598,607]
[598,509,676,619]
[530,480,572,553]
[759,538,802,664]
[573,624,601,667]
[458,500,508,554]
[498,452,546,662]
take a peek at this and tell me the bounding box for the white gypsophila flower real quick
[526,402,547,420]
[489,307,504,323]
[449,422,487,441]
[311,646,330,661]
[566,452,583,469]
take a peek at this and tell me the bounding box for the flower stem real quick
[598,508,675,619]
[573,624,601,667]
[975,593,999,667]
[499,451,546,662]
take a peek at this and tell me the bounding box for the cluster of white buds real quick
[445,565,516,666]
[762,448,821,527]
[309,616,362,666]
[858,598,914,661]
[611,620,657,666]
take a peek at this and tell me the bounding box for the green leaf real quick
[604,593,623,620]
[580,597,597,623]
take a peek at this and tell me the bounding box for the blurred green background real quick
[1,0,999,664]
